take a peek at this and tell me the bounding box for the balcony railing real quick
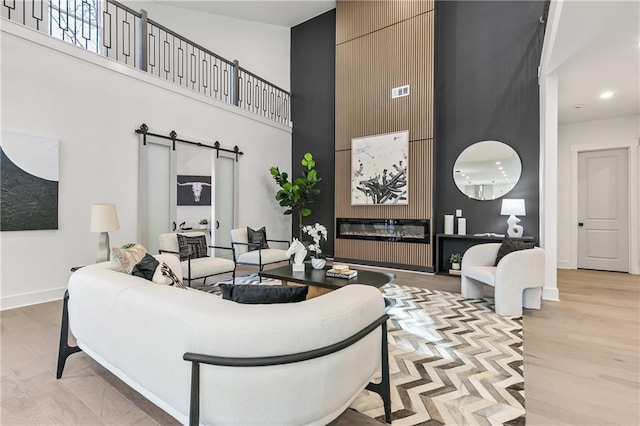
[2,0,292,126]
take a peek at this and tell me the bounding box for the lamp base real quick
[506,215,524,238]
[97,232,111,263]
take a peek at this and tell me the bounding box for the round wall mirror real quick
[453,141,522,201]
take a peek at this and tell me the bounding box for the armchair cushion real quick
[219,284,308,304]
[183,257,235,280]
[177,234,208,261]
[237,249,290,266]
[247,226,269,251]
[495,238,535,266]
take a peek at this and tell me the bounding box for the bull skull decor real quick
[177,175,212,206]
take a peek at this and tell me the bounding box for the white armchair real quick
[461,243,545,317]
[158,232,234,287]
[230,228,290,281]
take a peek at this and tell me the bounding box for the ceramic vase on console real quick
[311,257,326,270]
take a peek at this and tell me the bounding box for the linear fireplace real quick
[336,218,430,243]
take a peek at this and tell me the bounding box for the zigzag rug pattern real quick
[351,284,525,426]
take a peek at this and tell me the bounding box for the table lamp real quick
[91,203,120,262]
[501,199,525,238]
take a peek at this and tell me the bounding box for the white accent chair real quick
[461,243,545,317]
[158,232,234,287]
[230,228,290,281]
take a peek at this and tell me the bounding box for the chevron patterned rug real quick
[200,278,525,425]
[352,283,525,425]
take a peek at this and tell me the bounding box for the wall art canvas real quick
[351,130,409,205]
[1,130,59,231]
[177,175,212,206]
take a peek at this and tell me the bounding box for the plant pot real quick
[451,263,460,270]
[311,258,326,270]
[200,224,208,229]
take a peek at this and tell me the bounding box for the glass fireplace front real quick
[336,218,430,243]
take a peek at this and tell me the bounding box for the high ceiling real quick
[551,1,639,124]
[154,0,336,27]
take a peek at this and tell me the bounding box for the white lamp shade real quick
[90,203,120,232]
[501,199,526,216]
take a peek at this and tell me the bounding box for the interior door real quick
[139,135,177,255]
[577,148,629,272]
[214,152,237,257]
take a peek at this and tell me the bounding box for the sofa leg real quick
[366,321,392,424]
[523,287,542,309]
[56,290,82,379]
[461,276,484,299]
[495,291,523,317]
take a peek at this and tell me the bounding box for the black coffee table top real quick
[259,264,395,291]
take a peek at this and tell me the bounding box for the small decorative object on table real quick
[199,218,209,229]
[286,238,307,271]
[303,223,328,269]
[449,253,463,270]
[326,264,358,279]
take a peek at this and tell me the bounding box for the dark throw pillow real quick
[176,234,208,261]
[219,284,308,304]
[247,226,269,252]
[131,253,160,281]
[495,238,535,266]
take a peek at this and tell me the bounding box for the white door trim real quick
[570,139,639,274]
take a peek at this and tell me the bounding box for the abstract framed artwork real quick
[351,130,409,205]
[1,130,60,231]
[177,175,212,206]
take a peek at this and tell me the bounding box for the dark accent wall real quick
[291,1,544,262]
[434,1,544,243]
[291,10,336,254]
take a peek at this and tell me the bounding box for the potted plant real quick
[199,218,209,229]
[303,223,328,269]
[270,152,321,239]
[450,253,463,270]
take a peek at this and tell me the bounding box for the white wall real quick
[0,21,292,309]
[124,1,290,91]
[557,114,640,270]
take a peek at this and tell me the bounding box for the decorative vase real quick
[311,257,326,270]
[200,224,208,229]
[452,263,460,270]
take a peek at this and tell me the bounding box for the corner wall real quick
[0,21,291,310]
[557,115,640,271]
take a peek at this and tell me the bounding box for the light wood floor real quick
[1,266,638,425]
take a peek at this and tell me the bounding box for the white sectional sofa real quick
[59,255,390,425]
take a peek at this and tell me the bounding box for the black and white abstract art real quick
[351,131,409,205]
[177,175,212,206]
[1,131,59,231]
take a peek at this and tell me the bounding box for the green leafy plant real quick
[199,218,209,225]
[121,243,136,249]
[449,253,463,264]
[270,152,321,239]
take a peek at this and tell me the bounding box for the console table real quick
[435,234,535,275]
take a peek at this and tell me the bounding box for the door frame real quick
[570,139,639,274]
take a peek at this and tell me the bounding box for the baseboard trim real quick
[1,287,66,311]
[557,261,571,269]
[543,287,560,301]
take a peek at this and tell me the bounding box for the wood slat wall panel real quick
[336,0,434,44]
[335,11,433,150]
[334,141,433,267]
[335,0,434,269]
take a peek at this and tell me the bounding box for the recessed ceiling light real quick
[496,161,501,165]
[572,104,584,109]
[600,91,614,99]
[499,166,503,170]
